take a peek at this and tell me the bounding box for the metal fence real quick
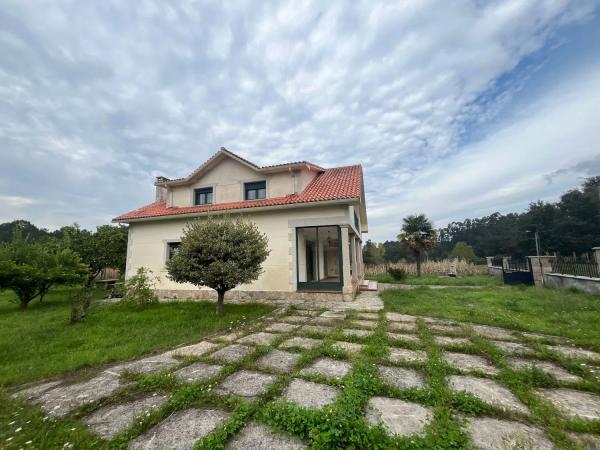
[490,256,503,267]
[550,260,600,278]
[505,259,531,272]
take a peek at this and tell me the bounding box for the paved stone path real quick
[10,291,600,449]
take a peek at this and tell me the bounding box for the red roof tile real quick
[113,165,362,222]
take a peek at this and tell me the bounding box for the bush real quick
[387,266,407,281]
[122,267,158,308]
[69,287,94,324]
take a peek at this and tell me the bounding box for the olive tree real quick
[166,216,270,315]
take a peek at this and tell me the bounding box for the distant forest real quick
[0,220,66,243]
[368,176,600,262]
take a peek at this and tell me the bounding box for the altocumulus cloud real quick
[0,0,598,239]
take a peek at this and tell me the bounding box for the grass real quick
[0,286,274,387]
[382,285,600,349]
[2,285,600,448]
[367,273,502,286]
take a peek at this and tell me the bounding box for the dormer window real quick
[194,187,213,205]
[244,181,266,200]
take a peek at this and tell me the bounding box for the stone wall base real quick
[155,289,355,306]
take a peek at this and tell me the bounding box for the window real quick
[296,226,343,291]
[244,181,266,200]
[194,187,213,205]
[167,242,181,261]
[354,211,360,230]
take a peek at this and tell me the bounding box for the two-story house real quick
[113,148,368,302]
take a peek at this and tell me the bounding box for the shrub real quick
[69,286,94,324]
[387,266,407,281]
[122,267,158,308]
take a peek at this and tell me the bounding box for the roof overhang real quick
[114,197,359,224]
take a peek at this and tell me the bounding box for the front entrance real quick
[296,225,343,291]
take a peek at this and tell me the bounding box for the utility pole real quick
[534,230,544,286]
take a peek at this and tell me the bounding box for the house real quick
[113,148,367,302]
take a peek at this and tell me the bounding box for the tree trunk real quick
[416,251,422,277]
[20,298,29,310]
[216,290,225,316]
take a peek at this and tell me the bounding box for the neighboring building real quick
[113,148,367,301]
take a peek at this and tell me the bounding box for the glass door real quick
[296,226,343,291]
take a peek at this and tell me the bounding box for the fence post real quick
[486,257,493,268]
[502,257,510,270]
[594,247,600,273]
[528,256,555,287]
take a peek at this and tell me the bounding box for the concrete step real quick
[360,280,378,291]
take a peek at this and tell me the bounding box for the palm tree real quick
[397,214,436,277]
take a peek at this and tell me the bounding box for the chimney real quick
[155,176,169,202]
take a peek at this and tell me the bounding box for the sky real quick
[1,0,599,242]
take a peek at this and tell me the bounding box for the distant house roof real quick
[113,160,363,222]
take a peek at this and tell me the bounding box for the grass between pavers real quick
[366,273,502,286]
[0,286,274,387]
[382,285,600,349]
[2,305,599,449]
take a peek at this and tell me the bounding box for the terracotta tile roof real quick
[113,165,362,222]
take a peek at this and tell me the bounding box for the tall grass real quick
[366,259,488,276]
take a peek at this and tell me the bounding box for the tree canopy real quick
[167,216,270,315]
[436,177,600,258]
[0,234,89,309]
[61,224,128,284]
[450,241,477,262]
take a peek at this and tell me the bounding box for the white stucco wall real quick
[125,204,350,292]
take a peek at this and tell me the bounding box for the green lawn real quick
[367,273,502,286]
[0,287,274,387]
[2,285,600,449]
[382,285,600,349]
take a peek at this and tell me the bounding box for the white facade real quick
[116,149,367,300]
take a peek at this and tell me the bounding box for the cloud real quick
[0,0,597,240]
[368,64,600,238]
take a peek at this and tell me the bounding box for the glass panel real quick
[317,226,341,283]
[257,188,266,199]
[246,189,256,200]
[297,227,317,282]
[195,188,212,205]
[167,242,181,260]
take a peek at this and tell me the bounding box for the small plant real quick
[122,267,159,308]
[387,266,407,281]
[109,282,125,299]
[69,287,93,324]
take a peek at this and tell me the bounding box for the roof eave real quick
[113,197,360,224]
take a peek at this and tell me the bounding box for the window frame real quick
[244,180,267,201]
[193,187,213,206]
[165,241,181,262]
